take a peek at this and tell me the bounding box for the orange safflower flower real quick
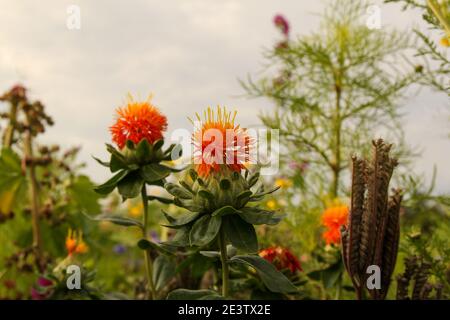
[190,106,252,177]
[321,205,349,245]
[65,229,88,256]
[110,95,168,149]
[259,246,302,273]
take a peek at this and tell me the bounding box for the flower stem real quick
[141,186,156,300]
[218,228,229,298]
[23,107,43,270]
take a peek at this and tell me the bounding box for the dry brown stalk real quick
[341,139,402,300]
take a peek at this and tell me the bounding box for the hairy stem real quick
[141,186,156,300]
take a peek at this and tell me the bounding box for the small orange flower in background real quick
[259,246,302,273]
[65,229,88,256]
[190,106,252,177]
[440,36,449,47]
[321,205,349,245]
[110,94,168,149]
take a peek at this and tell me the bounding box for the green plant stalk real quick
[331,72,343,198]
[218,228,229,298]
[427,0,450,37]
[335,272,343,300]
[141,186,156,300]
[3,101,18,148]
[23,112,43,268]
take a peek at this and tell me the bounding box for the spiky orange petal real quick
[110,95,167,149]
[191,106,252,177]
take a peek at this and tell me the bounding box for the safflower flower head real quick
[65,228,88,256]
[259,246,302,273]
[190,106,252,178]
[110,94,168,149]
[273,14,289,36]
[321,205,349,245]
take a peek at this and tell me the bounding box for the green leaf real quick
[222,215,258,253]
[219,179,231,190]
[189,215,222,247]
[153,255,176,291]
[322,262,343,289]
[94,170,128,195]
[199,251,221,258]
[88,213,143,229]
[137,239,175,256]
[230,255,297,294]
[117,171,144,199]
[106,143,127,162]
[249,186,280,201]
[165,182,193,199]
[153,139,164,151]
[163,226,190,247]
[140,163,171,182]
[198,190,215,207]
[167,289,222,300]
[188,169,198,181]
[248,171,260,187]
[147,195,173,204]
[162,210,200,227]
[125,140,135,149]
[239,207,281,225]
[136,139,152,163]
[92,156,109,167]
[211,205,240,217]
[161,164,186,173]
[110,154,127,172]
[236,190,253,208]
[179,180,194,194]
[0,148,27,214]
[68,175,102,214]
[173,198,202,212]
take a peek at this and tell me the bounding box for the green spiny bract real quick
[162,166,282,251]
[94,138,182,199]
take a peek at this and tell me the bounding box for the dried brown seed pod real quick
[342,139,401,300]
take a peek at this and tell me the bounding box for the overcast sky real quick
[0,0,448,193]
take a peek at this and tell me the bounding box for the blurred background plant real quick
[385,0,450,94]
[241,0,449,299]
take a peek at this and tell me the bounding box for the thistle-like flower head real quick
[110,94,167,150]
[190,106,252,178]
